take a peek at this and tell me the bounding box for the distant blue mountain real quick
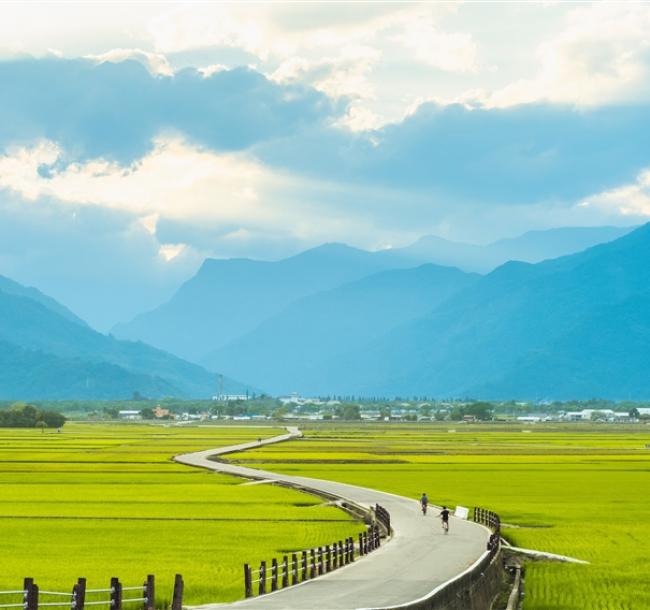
[0,282,248,399]
[0,274,87,326]
[113,226,630,365]
[387,225,635,272]
[203,264,478,394]
[112,243,415,362]
[312,223,650,399]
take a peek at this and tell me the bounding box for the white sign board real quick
[454,505,469,520]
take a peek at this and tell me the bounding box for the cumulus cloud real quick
[0,58,340,163]
[85,48,173,76]
[481,3,650,108]
[390,14,478,73]
[0,137,289,224]
[580,169,650,218]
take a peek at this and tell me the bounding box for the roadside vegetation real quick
[226,423,650,610]
[0,423,363,604]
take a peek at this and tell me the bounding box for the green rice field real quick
[0,424,363,605]
[226,423,650,610]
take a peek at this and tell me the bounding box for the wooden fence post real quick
[281,556,289,588]
[332,543,338,569]
[243,565,252,598]
[291,554,298,585]
[171,575,183,610]
[326,545,332,572]
[143,575,154,610]
[110,577,122,610]
[339,541,344,565]
[349,537,355,562]
[358,533,364,556]
[259,561,266,596]
[301,551,308,581]
[73,578,86,610]
[309,549,316,579]
[24,578,38,610]
[271,558,278,592]
[317,548,323,576]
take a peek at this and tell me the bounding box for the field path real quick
[174,427,490,610]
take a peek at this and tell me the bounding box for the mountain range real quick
[112,243,416,361]
[384,225,634,272]
[308,223,650,399]
[202,264,478,393]
[0,277,245,400]
[2,223,646,400]
[113,225,632,366]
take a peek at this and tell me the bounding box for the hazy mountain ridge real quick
[0,285,246,399]
[203,264,479,394]
[0,340,179,400]
[388,225,635,272]
[112,242,414,362]
[314,223,650,399]
[113,226,631,368]
[0,275,87,327]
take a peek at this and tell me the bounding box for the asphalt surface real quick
[175,427,490,610]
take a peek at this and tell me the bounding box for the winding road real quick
[174,427,490,610]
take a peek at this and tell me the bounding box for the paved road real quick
[175,427,490,610]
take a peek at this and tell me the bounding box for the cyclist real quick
[439,506,450,533]
[420,493,429,515]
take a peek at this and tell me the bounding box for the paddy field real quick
[2,421,649,609]
[227,423,650,610]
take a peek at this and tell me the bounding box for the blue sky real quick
[0,1,649,329]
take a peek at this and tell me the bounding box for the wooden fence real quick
[0,575,183,610]
[375,503,391,533]
[473,506,501,554]
[243,522,384,598]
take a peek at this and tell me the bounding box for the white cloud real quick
[0,138,282,224]
[86,48,173,76]
[198,63,229,78]
[271,45,382,131]
[0,138,401,249]
[391,14,479,73]
[580,169,650,217]
[158,242,187,261]
[484,3,650,107]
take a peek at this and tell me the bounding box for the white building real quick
[212,394,250,401]
[118,410,141,420]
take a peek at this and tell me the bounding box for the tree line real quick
[0,402,66,428]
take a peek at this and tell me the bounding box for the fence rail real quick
[0,575,183,610]
[243,517,386,599]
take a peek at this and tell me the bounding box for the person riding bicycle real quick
[439,506,450,532]
[420,493,428,515]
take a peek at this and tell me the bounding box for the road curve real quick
[174,427,490,610]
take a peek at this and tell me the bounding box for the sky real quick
[1,1,650,329]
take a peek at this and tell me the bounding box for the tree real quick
[140,407,155,420]
[40,410,66,428]
[0,403,66,428]
[335,404,361,420]
[464,402,493,421]
[36,421,48,433]
[272,406,288,420]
